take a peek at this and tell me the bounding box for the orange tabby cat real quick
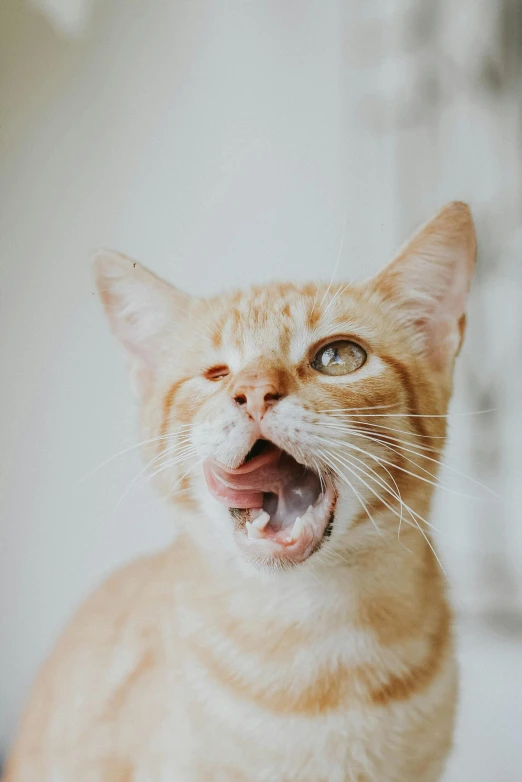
[5,202,476,782]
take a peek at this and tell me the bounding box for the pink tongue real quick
[204,448,322,526]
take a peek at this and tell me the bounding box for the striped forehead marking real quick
[218,287,315,367]
[209,282,378,372]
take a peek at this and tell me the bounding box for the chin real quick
[203,439,338,570]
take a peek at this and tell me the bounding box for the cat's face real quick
[95,203,476,573]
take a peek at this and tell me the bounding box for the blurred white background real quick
[1,0,521,777]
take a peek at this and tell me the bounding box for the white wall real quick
[1,0,521,756]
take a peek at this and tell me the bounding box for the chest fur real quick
[165,586,453,782]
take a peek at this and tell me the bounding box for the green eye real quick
[311,340,367,375]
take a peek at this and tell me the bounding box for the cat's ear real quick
[93,250,191,381]
[371,202,477,370]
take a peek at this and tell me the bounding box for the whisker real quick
[322,422,442,452]
[318,433,482,501]
[347,267,364,286]
[365,445,408,551]
[349,430,466,489]
[321,438,408,526]
[140,449,199,490]
[318,434,444,497]
[323,443,451,543]
[165,456,207,500]
[348,428,500,499]
[317,404,399,414]
[318,436,400,504]
[309,282,321,318]
[320,446,448,578]
[139,442,198,481]
[317,448,383,539]
[114,442,197,508]
[167,485,193,498]
[345,419,448,440]
[321,282,350,319]
[321,409,497,419]
[111,449,202,512]
[324,450,413,554]
[321,423,500,499]
[316,199,350,313]
[76,428,196,486]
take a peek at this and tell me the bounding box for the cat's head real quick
[94,202,476,573]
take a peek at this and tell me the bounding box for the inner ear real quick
[93,250,192,370]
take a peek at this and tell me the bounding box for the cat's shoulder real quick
[74,544,179,631]
[48,542,180,669]
[5,545,182,771]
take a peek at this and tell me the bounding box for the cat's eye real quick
[205,365,230,381]
[311,340,366,376]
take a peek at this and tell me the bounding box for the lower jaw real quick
[230,483,337,567]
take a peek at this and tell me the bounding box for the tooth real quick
[283,516,304,545]
[252,511,270,531]
[291,516,304,540]
[246,521,265,540]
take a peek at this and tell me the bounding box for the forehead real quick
[207,282,378,367]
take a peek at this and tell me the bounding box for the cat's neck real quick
[175,502,434,634]
[171,517,445,710]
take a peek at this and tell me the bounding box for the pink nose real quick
[232,374,283,422]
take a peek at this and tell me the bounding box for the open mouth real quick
[203,440,336,564]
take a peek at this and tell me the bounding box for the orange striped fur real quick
[5,203,476,781]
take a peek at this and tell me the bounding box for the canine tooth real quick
[291,516,304,541]
[246,521,265,540]
[252,511,270,530]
